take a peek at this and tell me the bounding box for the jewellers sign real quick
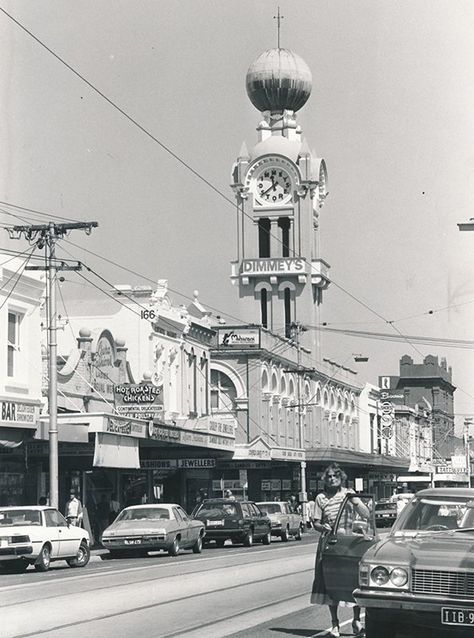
[114,383,163,421]
[217,327,260,349]
[241,258,306,276]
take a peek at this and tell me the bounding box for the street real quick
[0,531,414,638]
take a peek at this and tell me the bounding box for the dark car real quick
[374,499,397,527]
[320,488,474,637]
[192,499,271,547]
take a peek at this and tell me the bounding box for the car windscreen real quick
[393,496,474,533]
[0,509,41,526]
[116,508,170,522]
[194,502,239,518]
[257,504,281,514]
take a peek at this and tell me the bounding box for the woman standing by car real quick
[311,463,368,637]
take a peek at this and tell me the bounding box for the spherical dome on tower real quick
[246,48,312,113]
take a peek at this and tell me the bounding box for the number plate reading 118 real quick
[442,607,474,626]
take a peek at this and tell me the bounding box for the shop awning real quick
[93,433,140,469]
[0,427,35,448]
[306,447,410,472]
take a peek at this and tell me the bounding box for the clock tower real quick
[231,47,330,358]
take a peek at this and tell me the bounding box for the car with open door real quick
[320,488,474,637]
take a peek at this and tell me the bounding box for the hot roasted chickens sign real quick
[113,383,163,421]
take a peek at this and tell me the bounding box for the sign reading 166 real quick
[140,310,156,320]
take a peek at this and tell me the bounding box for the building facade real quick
[0,258,44,506]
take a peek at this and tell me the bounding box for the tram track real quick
[7,566,313,638]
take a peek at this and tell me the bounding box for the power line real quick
[0,8,297,259]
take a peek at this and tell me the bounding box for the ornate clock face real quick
[254,167,292,205]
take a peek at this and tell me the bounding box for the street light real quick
[457,219,474,231]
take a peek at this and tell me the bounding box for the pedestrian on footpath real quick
[65,490,83,527]
[109,493,121,523]
[310,463,368,637]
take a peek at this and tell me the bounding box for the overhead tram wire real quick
[0,247,37,310]
[2,7,468,368]
[0,199,83,224]
[0,8,297,260]
[60,240,249,326]
[313,325,474,351]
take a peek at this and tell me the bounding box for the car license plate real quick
[441,607,474,626]
[207,520,224,526]
[124,539,141,545]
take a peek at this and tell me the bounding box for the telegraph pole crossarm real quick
[6,220,98,509]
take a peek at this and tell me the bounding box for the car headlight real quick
[390,567,408,587]
[364,564,409,589]
[371,566,390,585]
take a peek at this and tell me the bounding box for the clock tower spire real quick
[231,47,330,360]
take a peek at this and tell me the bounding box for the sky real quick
[1,0,474,433]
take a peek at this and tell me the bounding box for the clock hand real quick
[261,178,277,196]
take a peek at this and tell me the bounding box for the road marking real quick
[311,613,366,637]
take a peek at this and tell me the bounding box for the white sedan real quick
[0,506,90,573]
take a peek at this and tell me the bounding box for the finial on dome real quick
[193,289,199,300]
[273,6,284,49]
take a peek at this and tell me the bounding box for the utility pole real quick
[290,321,307,524]
[464,417,473,487]
[8,221,97,509]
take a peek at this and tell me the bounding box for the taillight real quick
[11,535,30,543]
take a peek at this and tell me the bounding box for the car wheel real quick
[295,525,303,541]
[66,541,91,568]
[192,535,203,554]
[261,529,271,545]
[365,610,397,638]
[280,527,289,542]
[34,544,51,572]
[168,536,180,556]
[215,539,225,548]
[243,529,253,547]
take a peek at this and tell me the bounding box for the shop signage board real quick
[87,415,147,439]
[212,479,241,491]
[272,447,305,461]
[141,458,216,470]
[216,327,260,349]
[114,383,163,421]
[148,423,234,451]
[241,257,306,276]
[233,438,272,460]
[91,331,118,400]
[379,392,395,439]
[0,400,39,429]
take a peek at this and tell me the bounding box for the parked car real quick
[192,499,271,547]
[0,506,90,573]
[101,504,204,557]
[320,488,474,637]
[256,501,303,541]
[374,499,397,527]
[390,492,415,516]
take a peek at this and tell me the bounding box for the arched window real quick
[261,369,269,392]
[210,370,237,413]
